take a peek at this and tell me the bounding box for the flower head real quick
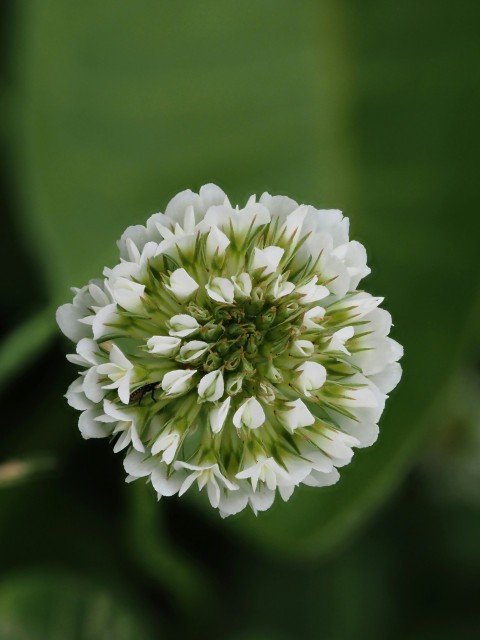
[57,184,402,517]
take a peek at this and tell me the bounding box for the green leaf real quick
[0,308,55,393]
[13,0,355,303]
[11,0,480,558]
[126,483,215,613]
[0,571,157,640]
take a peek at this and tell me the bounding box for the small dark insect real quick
[129,383,158,405]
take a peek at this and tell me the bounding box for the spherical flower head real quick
[57,184,403,517]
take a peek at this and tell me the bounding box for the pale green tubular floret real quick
[57,184,403,517]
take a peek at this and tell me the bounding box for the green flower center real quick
[181,298,304,389]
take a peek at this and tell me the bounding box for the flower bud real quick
[232,273,252,299]
[256,307,277,329]
[151,422,181,464]
[185,302,211,322]
[198,370,224,402]
[252,246,284,275]
[303,305,325,330]
[111,277,146,313]
[269,275,295,300]
[296,276,329,304]
[263,362,283,384]
[276,301,298,322]
[278,399,315,432]
[204,352,223,372]
[225,350,242,371]
[161,369,196,396]
[168,314,200,337]
[325,326,355,355]
[206,225,230,262]
[233,397,265,430]
[147,336,181,356]
[290,339,315,358]
[166,268,199,302]
[206,277,235,304]
[179,340,209,362]
[226,373,244,395]
[209,397,231,434]
[202,323,224,341]
[293,361,327,397]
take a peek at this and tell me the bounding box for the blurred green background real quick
[1,1,479,638]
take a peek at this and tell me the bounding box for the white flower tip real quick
[166,268,199,301]
[295,361,327,396]
[206,225,230,259]
[210,397,231,434]
[147,335,181,356]
[161,369,196,396]
[233,397,265,430]
[198,370,225,402]
[206,277,235,304]
[252,246,284,275]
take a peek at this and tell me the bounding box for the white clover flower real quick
[57,184,403,517]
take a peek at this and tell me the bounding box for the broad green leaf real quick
[12,0,480,558]
[0,572,156,640]
[13,0,355,302]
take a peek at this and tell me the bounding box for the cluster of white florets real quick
[57,184,402,517]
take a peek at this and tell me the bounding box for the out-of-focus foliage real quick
[1,0,479,638]
[0,572,156,639]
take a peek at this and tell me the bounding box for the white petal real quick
[270,276,295,299]
[161,369,196,396]
[75,338,101,365]
[118,372,133,404]
[166,268,199,301]
[333,240,370,289]
[327,326,355,354]
[303,306,325,330]
[279,205,308,244]
[168,314,199,337]
[369,362,402,394]
[151,466,184,497]
[198,370,224,402]
[147,335,182,356]
[295,361,327,396]
[82,366,105,403]
[206,277,235,304]
[209,397,231,434]
[66,378,92,411]
[124,450,155,477]
[280,399,315,431]
[207,477,221,508]
[179,340,209,362]
[303,468,340,488]
[297,276,329,304]
[252,246,284,275]
[206,225,230,260]
[109,344,133,370]
[218,486,249,517]
[56,303,90,342]
[233,397,265,430]
[111,277,145,313]
[290,339,315,358]
[248,484,276,514]
[78,408,111,439]
[92,303,119,340]
[232,273,252,298]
